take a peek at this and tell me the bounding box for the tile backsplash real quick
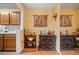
[0,25,20,32]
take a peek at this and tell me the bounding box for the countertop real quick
[0,31,16,34]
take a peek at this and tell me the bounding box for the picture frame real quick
[34,15,48,27]
[60,15,72,27]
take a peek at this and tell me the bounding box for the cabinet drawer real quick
[4,34,16,38]
[4,37,16,40]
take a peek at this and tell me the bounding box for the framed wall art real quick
[34,15,48,27]
[60,15,72,27]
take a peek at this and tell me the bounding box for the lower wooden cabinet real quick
[0,34,16,51]
[4,34,16,50]
[0,35,3,50]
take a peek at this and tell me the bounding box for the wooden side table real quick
[24,35,36,48]
[75,36,79,48]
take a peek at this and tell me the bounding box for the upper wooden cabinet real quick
[0,11,20,25]
[0,12,10,25]
[10,11,20,25]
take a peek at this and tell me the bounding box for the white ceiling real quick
[61,3,79,9]
[24,3,79,9]
[0,3,79,10]
[24,3,57,10]
[0,3,19,9]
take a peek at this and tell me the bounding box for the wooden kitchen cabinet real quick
[0,34,16,51]
[0,11,20,25]
[0,12,10,24]
[4,34,16,50]
[0,35,3,50]
[10,11,20,25]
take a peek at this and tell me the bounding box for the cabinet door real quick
[0,35,3,50]
[4,34,16,50]
[0,12,9,24]
[10,11,20,25]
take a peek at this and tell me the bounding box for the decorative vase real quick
[47,30,52,36]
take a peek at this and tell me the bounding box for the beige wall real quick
[24,9,54,34]
[24,4,60,49]
[20,30,24,50]
[52,4,60,50]
[24,8,55,46]
[17,3,79,51]
[16,3,61,50]
[60,8,79,35]
[16,3,26,52]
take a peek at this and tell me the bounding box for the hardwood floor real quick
[21,48,59,55]
[60,48,79,55]
[0,48,79,55]
[21,48,79,55]
[60,51,79,55]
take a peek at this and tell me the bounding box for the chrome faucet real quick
[4,26,8,32]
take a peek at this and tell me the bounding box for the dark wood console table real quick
[39,35,56,50]
[75,35,79,48]
[60,35,75,50]
[24,35,36,48]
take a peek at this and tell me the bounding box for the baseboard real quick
[20,47,24,53]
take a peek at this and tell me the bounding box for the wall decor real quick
[34,15,47,27]
[60,15,72,27]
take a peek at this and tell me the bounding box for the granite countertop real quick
[0,31,16,34]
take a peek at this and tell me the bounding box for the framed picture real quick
[34,15,47,27]
[60,15,72,27]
